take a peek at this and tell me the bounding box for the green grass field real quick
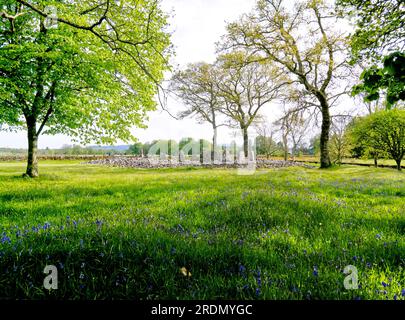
[0,161,404,300]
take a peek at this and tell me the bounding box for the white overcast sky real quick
[0,0,351,149]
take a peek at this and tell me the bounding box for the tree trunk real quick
[199,139,204,164]
[319,96,332,169]
[242,127,249,159]
[374,156,378,168]
[26,122,39,178]
[211,126,217,163]
[395,159,402,171]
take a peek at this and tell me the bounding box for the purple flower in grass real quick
[313,266,319,277]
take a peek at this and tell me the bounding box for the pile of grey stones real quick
[86,156,314,169]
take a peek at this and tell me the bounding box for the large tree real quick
[223,0,350,168]
[170,62,223,162]
[0,0,171,177]
[215,51,288,158]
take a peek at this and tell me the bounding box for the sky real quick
[0,0,349,149]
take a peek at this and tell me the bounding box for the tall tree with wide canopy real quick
[215,51,288,158]
[170,62,223,162]
[222,0,350,168]
[0,0,172,177]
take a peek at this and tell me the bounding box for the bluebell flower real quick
[352,256,358,262]
[375,234,382,240]
[394,295,398,300]
[239,265,246,274]
[256,270,262,287]
[382,281,388,288]
[313,266,319,277]
[32,226,38,233]
[1,235,11,244]
[401,289,405,297]
[255,288,261,297]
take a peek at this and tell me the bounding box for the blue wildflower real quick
[1,235,11,244]
[375,234,382,240]
[313,266,319,277]
[239,265,246,274]
[255,288,261,297]
[382,281,388,288]
[401,289,405,297]
[256,270,262,287]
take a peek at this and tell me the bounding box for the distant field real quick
[0,161,404,299]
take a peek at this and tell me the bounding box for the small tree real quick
[254,120,280,159]
[275,110,309,161]
[330,115,352,164]
[129,142,144,157]
[351,110,405,171]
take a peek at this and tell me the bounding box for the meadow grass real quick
[0,161,404,300]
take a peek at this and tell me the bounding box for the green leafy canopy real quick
[0,0,172,144]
